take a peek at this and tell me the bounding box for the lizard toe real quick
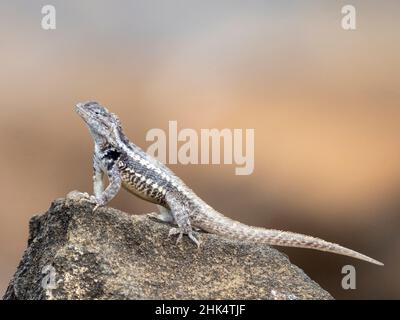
[168,227,184,244]
[188,232,201,248]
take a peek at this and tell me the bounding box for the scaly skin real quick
[75,101,383,266]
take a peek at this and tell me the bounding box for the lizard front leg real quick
[67,155,107,208]
[165,193,200,247]
[92,164,122,211]
[93,155,104,198]
[77,161,121,212]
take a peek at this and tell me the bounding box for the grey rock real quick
[3,197,333,300]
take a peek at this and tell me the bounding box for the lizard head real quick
[76,101,122,146]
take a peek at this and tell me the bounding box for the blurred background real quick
[0,0,399,299]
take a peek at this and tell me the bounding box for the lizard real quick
[74,101,383,266]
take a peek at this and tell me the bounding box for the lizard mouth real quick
[75,102,91,122]
[75,102,111,132]
[75,102,85,113]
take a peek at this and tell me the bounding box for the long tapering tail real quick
[196,210,383,266]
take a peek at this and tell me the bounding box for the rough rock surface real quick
[3,196,333,300]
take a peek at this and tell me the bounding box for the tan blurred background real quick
[1,0,399,299]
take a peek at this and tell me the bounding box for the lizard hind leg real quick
[165,193,201,247]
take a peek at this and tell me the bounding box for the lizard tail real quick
[197,211,384,266]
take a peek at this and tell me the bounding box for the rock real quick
[3,196,333,300]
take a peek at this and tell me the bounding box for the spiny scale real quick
[117,154,169,207]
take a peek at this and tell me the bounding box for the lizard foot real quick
[66,190,91,202]
[168,227,183,244]
[188,232,201,248]
[168,228,201,247]
[66,191,102,212]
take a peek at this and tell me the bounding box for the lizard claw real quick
[168,228,183,244]
[90,196,106,212]
[66,190,91,203]
[92,203,101,213]
[168,227,180,237]
[168,228,201,247]
[66,191,103,212]
[188,232,201,248]
[82,195,102,212]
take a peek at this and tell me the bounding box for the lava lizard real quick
[74,101,383,266]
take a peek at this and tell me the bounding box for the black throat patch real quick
[102,148,121,169]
